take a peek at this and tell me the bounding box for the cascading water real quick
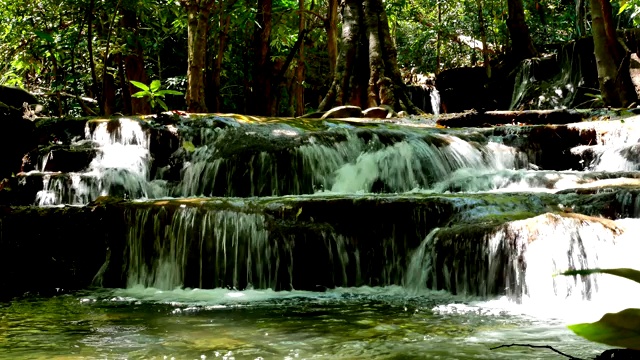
[35,118,166,205]
[175,126,528,196]
[510,40,596,110]
[12,113,640,359]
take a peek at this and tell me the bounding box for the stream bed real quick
[0,286,612,360]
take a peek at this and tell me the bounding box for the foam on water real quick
[35,118,165,205]
[413,213,640,323]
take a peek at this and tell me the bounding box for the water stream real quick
[4,114,640,359]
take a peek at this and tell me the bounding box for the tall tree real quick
[318,0,421,113]
[476,0,491,78]
[590,0,636,107]
[326,0,339,78]
[122,6,151,115]
[506,0,537,61]
[251,0,274,115]
[181,0,216,113]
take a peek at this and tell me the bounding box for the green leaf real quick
[131,90,149,98]
[569,308,640,350]
[130,80,149,91]
[155,89,183,96]
[619,2,631,15]
[150,79,162,93]
[559,268,640,285]
[155,98,168,111]
[182,140,196,152]
[34,31,54,43]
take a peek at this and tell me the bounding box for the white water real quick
[410,213,640,322]
[35,118,166,205]
[125,207,285,290]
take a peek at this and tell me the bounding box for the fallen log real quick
[436,109,585,128]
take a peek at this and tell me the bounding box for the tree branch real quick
[490,343,584,360]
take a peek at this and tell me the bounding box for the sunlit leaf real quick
[131,90,148,98]
[559,268,640,285]
[619,2,631,15]
[569,309,640,350]
[130,80,149,91]
[156,89,183,96]
[150,79,162,92]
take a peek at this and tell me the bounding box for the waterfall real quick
[406,213,640,302]
[430,88,441,116]
[175,127,528,196]
[125,206,283,290]
[509,41,593,110]
[35,118,165,205]
[570,120,640,171]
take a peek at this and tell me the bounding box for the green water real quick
[0,287,609,360]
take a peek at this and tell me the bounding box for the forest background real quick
[0,0,638,118]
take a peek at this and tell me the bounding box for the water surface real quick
[0,286,609,360]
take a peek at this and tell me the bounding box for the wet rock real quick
[0,204,115,299]
[320,105,363,119]
[597,349,640,359]
[363,107,389,119]
[0,85,39,111]
[0,111,36,183]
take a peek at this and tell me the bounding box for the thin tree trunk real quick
[117,53,132,115]
[506,0,537,61]
[122,9,150,115]
[86,0,99,105]
[436,2,441,74]
[184,1,213,113]
[212,11,231,112]
[590,0,635,106]
[476,0,491,78]
[100,0,122,114]
[575,0,586,37]
[103,55,117,115]
[326,0,338,78]
[295,0,306,116]
[251,0,274,115]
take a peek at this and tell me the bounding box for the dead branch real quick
[490,343,583,360]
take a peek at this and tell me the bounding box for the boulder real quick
[320,105,363,119]
[0,85,39,111]
[362,107,389,119]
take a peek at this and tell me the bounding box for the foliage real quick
[0,0,625,115]
[560,268,640,350]
[130,80,182,112]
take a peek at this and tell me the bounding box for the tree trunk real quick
[251,0,274,115]
[211,9,231,112]
[590,0,636,107]
[121,9,150,115]
[575,0,586,37]
[87,0,99,106]
[319,0,421,114]
[294,0,306,116]
[184,0,214,113]
[117,53,132,115]
[506,0,537,61]
[476,0,491,78]
[326,0,338,78]
[103,55,117,116]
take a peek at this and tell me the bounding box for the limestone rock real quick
[320,105,363,119]
[362,107,389,119]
